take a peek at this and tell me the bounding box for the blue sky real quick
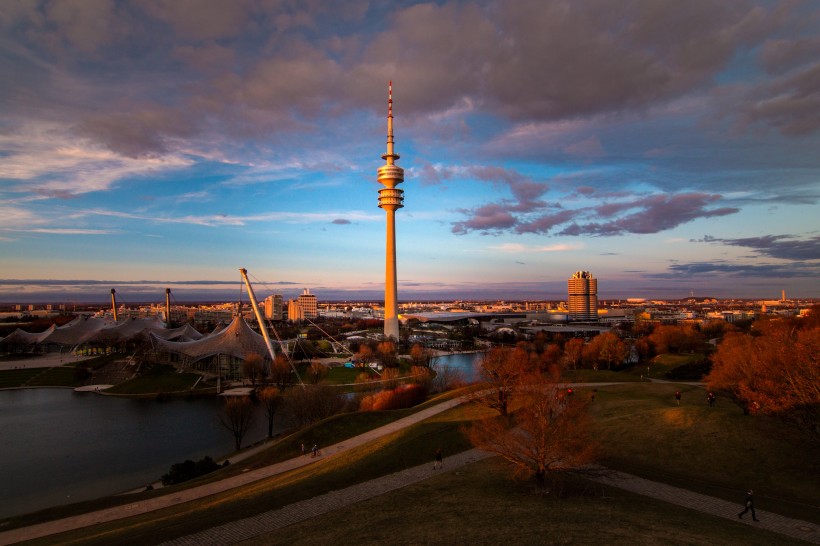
[1,0,819,304]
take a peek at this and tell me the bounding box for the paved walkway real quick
[2,383,817,545]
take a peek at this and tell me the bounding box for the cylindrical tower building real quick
[568,271,598,322]
[377,81,404,340]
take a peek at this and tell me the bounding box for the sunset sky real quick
[1,0,819,303]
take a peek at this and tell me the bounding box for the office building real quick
[568,271,598,321]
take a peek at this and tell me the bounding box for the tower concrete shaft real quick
[377,81,404,340]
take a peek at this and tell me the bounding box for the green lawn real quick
[583,382,820,522]
[0,368,42,388]
[105,370,203,395]
[25,366,82,387]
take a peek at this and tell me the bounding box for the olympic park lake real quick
[0,352,484,519]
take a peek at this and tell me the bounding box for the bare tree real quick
[467,378,598,490]
[242,353,265,386]
[270,353,293,388]
[257,386,280,438]
[306,359,328,384]
[219,396,256,451]
[476,346,528,416]
[377,341,398,368]
[280,385,344,429]
[410,343,433,367]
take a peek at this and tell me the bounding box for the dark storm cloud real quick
[692,234,820,261]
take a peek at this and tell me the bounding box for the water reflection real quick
[0,389,269,518]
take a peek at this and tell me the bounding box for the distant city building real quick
[287,299,304,322]
[297,289,318,319]
[568,271,598,322]
[264,294,284,320]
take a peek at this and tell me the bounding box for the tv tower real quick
[377,81,404,340]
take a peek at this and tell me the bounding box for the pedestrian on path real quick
[312,444,318,458]
[433,447,443,470]
[738,489,760,521]
[301,442,306,457]
[675,391,681,405]
[707,392,716,407]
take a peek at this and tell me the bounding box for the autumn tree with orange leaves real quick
[707,310,820,433]
[467,346,597,490]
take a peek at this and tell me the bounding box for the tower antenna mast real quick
[376,80,405,340]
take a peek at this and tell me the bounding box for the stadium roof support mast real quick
[239,268,274,375]
[110,289,118,322]
[377,80,404,341]
[165,288,171,327]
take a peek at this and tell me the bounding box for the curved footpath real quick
[1,384,818,545]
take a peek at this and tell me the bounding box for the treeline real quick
[706,305,819,433]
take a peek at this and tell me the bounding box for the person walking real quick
[433,447,443,470]
[301,442,306,457]
[738,489,760,521]
[675,391,681,405]
[312,444,318,458]
[707,392,716,407]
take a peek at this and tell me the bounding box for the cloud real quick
[693,234,820,261]
[452,203,517,235]
[650,260,820,279]
[736,61,820,135]
[489,242,581,253]
[454,192,739,237]
[331,218,351,225]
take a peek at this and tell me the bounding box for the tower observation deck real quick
[377,81,404,340]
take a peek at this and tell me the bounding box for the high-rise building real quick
[568,271,598,321]
[287,299,304,322]
[376,81,404,340]
[264,294,283,320]
[297,289,318,319]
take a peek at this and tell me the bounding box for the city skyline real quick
[2,1,819,303]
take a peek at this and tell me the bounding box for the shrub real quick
[665,358,712,380]
[161,456,220,485]
[359,383,427,411]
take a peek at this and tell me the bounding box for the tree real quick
[377,341,398,368]
[591,332,629,370]
[466,378,597,490]
[280,385,345,428]
[242,353,265,386]
[476,346,529,416]
[562,338,584,370]
[410,343,433,367]
[306,359,328,384]
[707,320,820,431]
[647,324,705,354]
[220,396,256,451]
[270,353,293,388]
[257,386,280,438]
[356,345,373,366]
